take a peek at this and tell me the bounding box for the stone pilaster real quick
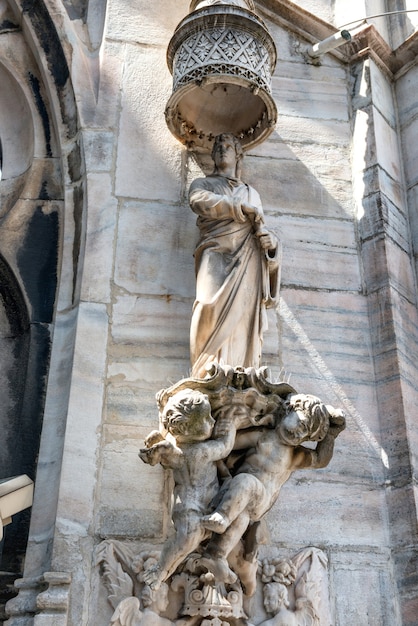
[351,55,418,625]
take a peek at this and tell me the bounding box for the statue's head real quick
[161,388,215,443]
[141,582,169,613]
[278,393,330,445]
[263,582,289,614]
[211,133,243,178]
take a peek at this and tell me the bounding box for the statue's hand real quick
[143,564,163,590]
[139,440,170,465]
[256,228,277,251]
[328,409,346,438]
[241,202,264,225]
[144,430,164,448]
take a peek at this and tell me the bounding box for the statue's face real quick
[142,584,169,612]
[213,135,237,171]
[279,393,328,444]
[263,587,280,614]
[162,391,215,442]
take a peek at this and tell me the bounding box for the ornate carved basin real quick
[165,0,277,152]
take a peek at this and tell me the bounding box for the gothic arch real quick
[0,0,86,609]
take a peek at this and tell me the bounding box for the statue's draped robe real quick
[189,174,279,378]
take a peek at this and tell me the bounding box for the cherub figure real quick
[201,394,345,579]
[110,583,173,626]
[139,388,237,590]
[263,583,296,626]
[260,571,321,626]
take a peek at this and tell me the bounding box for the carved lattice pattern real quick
[173,28,272,91]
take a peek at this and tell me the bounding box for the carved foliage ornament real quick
[97,539,331,626]
[172,28,272,93]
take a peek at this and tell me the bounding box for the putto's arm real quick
[204,413,238,460]
[292,411,346,470]
[292,433,336,470]
[139,440,182,469]
[232,427,262,451]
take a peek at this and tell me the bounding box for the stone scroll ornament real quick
[97,365,344,625]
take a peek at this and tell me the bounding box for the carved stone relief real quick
[94,112,346,620]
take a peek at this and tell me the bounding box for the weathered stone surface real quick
[242,156,352,216]
[268,479,387,546]
[55,303,108,528]
[277,288,387,483]
[396,63,418,126]
[278,214,359,290]
[360,237,416,301]
[80,173,117,304]
[106,0,187,46]
[272,75,349,122]
[373,106,402,182]
[332,551,399,625]
[97,425,165,538]
[398,116,418,188]
[370,60,397,128]
[278,289,376,386]
[111,294,192,357]
[114,200,196,297]
[86,40,126,129]
[359,192,410,251]
[107,356,192,409]
[275,112,351,147]
[82,130,114,173]
[115,45,183,200]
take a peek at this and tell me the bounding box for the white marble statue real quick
[188,133,280,378]
[201,394,345,581]
[139,388,238,590]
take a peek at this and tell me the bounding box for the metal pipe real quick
[307,29,352,58]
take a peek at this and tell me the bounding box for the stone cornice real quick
[256,0,418,78]
[257,0,340,48]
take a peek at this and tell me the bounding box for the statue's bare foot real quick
[143,565,162,590]
[199,556,237,585]
[202,511,229,534]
